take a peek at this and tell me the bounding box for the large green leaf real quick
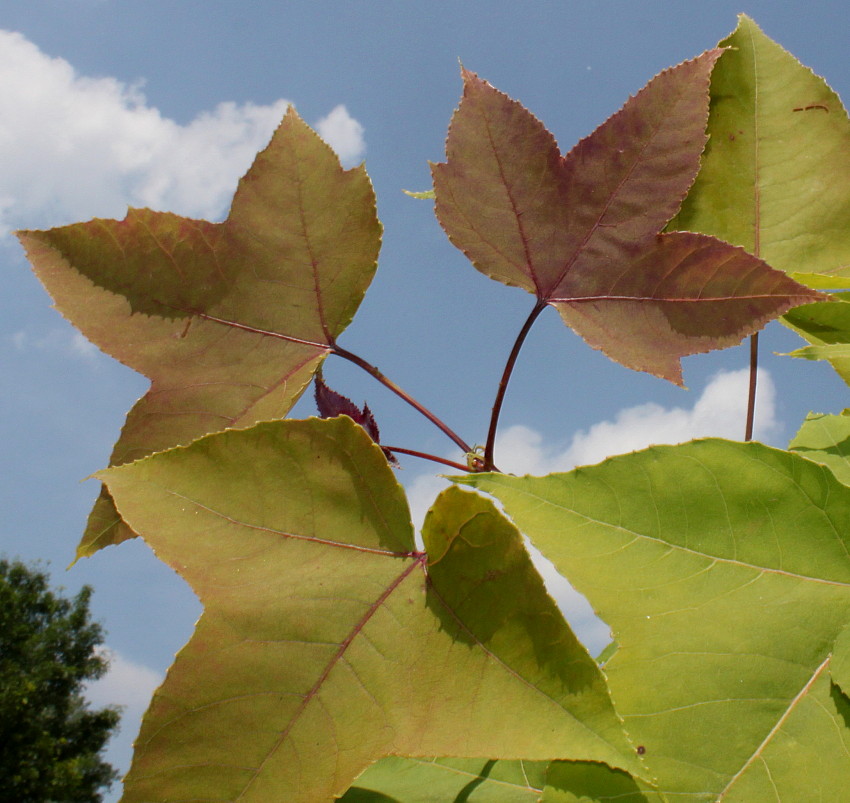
[17,108,381,558]
[340,757,547,802]
[431,55,821,385]
[459,439,850,799]
[670,15,850,284]
[98,417,643,801]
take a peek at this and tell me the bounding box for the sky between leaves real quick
[2,1,850,794]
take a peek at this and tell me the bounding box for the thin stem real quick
[192,310,472,455]
[484,300,547,470]
[383,446,471,473]
[332,344,472,455]
[745,332,758,442]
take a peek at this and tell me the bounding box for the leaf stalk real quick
[383,446,471,473]
[745,332,758,441]
[484,300,547,470]
[332,345,473,455]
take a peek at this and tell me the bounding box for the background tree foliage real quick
[0,559,119,802]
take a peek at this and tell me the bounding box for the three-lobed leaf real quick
[432,54,822,385]
[460,439,850,798]
[18,108,381,558]
[98,417,644,802]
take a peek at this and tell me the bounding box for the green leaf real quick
[670,15,850,279]
[403,189,435,199]
[789,411,850,486]
[789,273,850,290]
[98,417,643,802]
[541,762,661,802]
[341,757,546,802]
[18,108,381,558]
[830,622,850,699]
[458,440,850,798]
[431,56,822,385]
[783,296,850,384]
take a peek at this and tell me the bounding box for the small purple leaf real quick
[314,372,398,466]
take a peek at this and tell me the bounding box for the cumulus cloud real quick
[85,646,162,713]
[497,367,778,475]
[10,325,100,362]
[0,30,364,233]
[85,648,163,782]
[315,104,366,166]
[404,367,779,654]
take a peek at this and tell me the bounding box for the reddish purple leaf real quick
[314,371,398,465]
[432,54,825,384]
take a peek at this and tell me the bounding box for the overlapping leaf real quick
[431,55,822,385]
[790,410,850,486]
[541,762,661,802]
[17,108,381,557]
[670,15,850,286]
[98,416,643,802]
[341,757,547,802]
[460,439,850,799]
[783,295,850,386]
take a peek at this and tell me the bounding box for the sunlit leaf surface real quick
[790,410,850,486]
[18,109,381,556]
[99,417,642,802]
[671,15,850,283]
[784,296,850,385]
[460,439,850,798]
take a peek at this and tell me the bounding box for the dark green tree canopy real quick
[0,559,120,803]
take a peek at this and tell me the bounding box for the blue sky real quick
[2,1,849,795]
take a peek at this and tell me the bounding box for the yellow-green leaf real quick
[18,108,381,557]
[99,418,643,802]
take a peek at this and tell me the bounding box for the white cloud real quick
[0,30,365,233]
[85,648,163,788]
[495,367,777,476]
[315,104,366,166]
[404,367,779,655]
[85,646,162,713]
[9,325,101,362]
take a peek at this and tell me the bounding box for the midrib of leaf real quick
[193,310,331,350]
[163,489,417,557]
[482,108,540,292]
[553,292,794,304]
[294,153,333,344]
[716,653,831,798]
[481,480,850,587]
[237,555,426,800]
[749,20,762,259]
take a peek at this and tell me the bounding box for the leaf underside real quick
[432,53,822,385]
[18,108,381,558]
[99,417,643,802]
[459,439,850,798]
